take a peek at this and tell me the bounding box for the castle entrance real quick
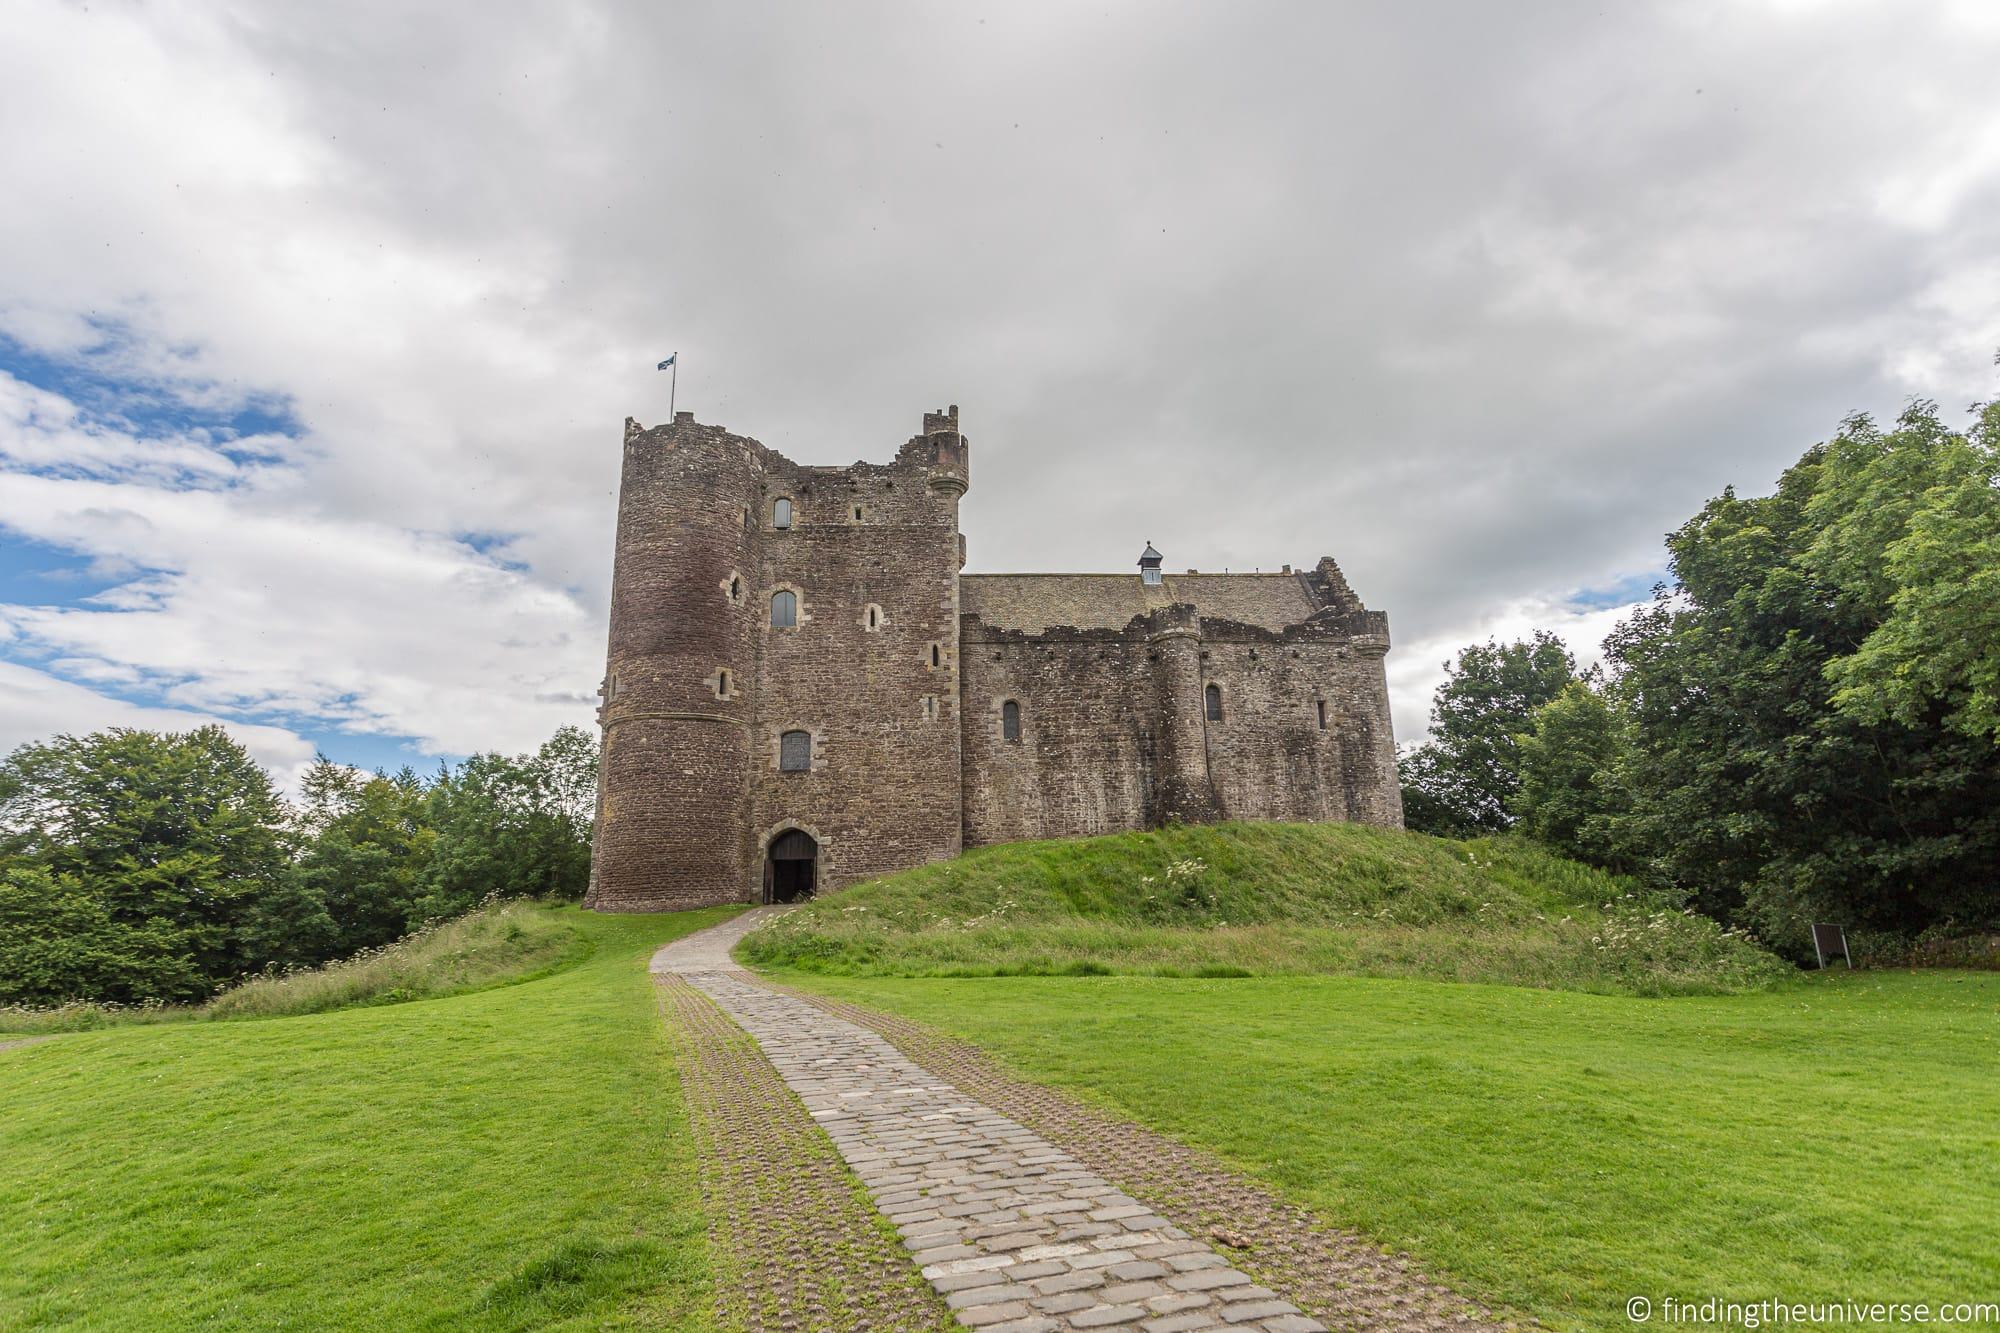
[764,829,817,903]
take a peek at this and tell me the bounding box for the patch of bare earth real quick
[0,1036,55,1053]
[785,987,1520,1333]
[655,976,955,1332]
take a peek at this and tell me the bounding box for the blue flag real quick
[657,354,676,370]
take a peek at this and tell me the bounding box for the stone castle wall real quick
[587,405,1402,913]
[957,607,1399,846]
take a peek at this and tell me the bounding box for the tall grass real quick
[0,899,588,1034]
[739,823,1791,996]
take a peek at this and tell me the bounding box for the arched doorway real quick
[764,828,817,903]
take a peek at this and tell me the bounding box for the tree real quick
[0,726,299,1003]
[1808,401,2000,744]
[416,727,596,921]
[1398,632,1577,835]
[1512,679,1632,868]
[1604,401,2000,955]
[293,759,435,957]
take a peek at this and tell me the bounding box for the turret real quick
[1145,603,1224,826]
[586,413,758,911]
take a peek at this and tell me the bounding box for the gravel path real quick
[656,912,1335,1332]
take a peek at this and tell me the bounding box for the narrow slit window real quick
[728,575,742,602]
[1316,699,1327,730]
[1205,683,1223,722]
[930,644,941,668]
[853,506,863,520]
[773,497,792,529]
[717,668,732,695]
[779,730,811,771]
[1002,700,1021,742]
[770,590,797,627]
[867,606,880,629]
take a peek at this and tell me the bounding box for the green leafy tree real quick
[417,727,596,921]
[0,726,300,1003]
[293,759,436,956]
[1605,401,2000,954]
[1398,632,1577,835]
[1808,400,2000,744]
[1512,679,1633,869]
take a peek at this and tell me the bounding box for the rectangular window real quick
[779,730,811,771]
[1316,699,1327,730]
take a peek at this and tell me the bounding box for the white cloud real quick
[0,660,317,794]
[0,0,1994,768]
[1387,592,1651,746]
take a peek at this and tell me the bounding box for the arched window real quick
[1002,700,1021,742]
[771,590,797,627]
[779,730,811,771]
[773,497,793,530]
[1205,683,1223,722]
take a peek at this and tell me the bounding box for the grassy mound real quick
[740,823,1789,995]
[1,899,589,1034]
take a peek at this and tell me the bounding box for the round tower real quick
[1146,601,1224,826]
[586,412,759,911]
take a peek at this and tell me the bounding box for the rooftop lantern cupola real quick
[1138,541,1164,587]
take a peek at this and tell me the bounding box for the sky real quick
[2,0,1997,791]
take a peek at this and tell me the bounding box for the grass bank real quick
[741,823,1787,995]
[0,899,589,1034]
[0,905,739,1331]
[784,968,2000,1332]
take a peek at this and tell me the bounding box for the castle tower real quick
[589,405,971,912]
[1145,601,1225,826]
[585,412,761,912]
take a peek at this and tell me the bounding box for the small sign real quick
[1811,922,1852,970]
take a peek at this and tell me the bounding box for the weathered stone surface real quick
[589,405,1401,912]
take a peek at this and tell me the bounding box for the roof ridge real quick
[959,571,1300,578]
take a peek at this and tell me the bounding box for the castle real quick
[584,406,1402,912]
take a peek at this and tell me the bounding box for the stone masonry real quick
[655,910,1330,1331]
[586,405,1401,912]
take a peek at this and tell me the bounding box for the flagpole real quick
[671,358,678,418]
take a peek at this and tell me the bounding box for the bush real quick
[0,899,587,1033]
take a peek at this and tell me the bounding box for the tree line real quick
[1401,399,2000,960]
[0,725,595,1007]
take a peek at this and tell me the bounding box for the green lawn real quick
[1,905,738,1331]
[784,967,2000,1332]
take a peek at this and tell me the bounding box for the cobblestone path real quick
[656,973,954,1331]
[783,989,1507,1333]
[657,911,1343,1332]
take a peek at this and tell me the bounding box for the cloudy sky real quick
[3,0,1997,788]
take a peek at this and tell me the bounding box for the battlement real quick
[922,404,960,436]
